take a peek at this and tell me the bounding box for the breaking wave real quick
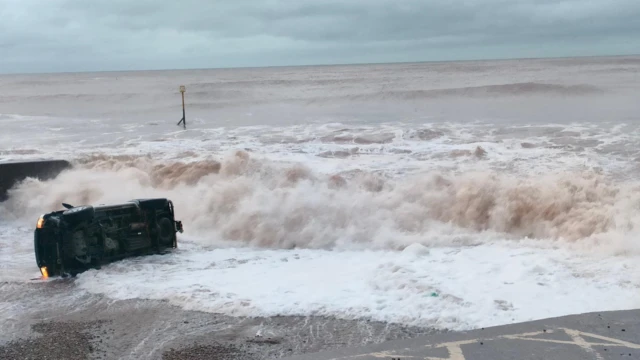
[322,82,605,102]
[2,151,639,252]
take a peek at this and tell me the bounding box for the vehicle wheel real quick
[156,217,175,246]
[62,205,95,224]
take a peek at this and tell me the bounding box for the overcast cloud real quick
[1,0,639,73]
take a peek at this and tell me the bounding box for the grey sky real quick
[1,0,639,73]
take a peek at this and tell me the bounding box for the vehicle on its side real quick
[34,198,183,278]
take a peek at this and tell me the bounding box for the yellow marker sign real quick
[179,85,186,93]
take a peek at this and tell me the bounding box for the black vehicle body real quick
[34,198,183,278]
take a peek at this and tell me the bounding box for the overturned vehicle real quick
[34,198,183,278]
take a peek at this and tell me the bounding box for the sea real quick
[2,55,640,337]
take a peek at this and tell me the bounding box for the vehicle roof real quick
[47,198,170,213]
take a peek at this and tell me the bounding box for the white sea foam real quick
[72,243,640,331]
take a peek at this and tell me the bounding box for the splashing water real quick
[2,151,639,253]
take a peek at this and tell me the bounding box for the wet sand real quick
[0,282,439,360]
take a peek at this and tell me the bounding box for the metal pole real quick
[177,85,186,129]
[181,91,186,129]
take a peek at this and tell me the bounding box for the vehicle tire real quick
[62,205,95,225]
[156,217,175,246]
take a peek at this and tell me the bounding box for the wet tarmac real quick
[283,308,640,360]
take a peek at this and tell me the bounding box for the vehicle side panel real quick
[34,198,181,277]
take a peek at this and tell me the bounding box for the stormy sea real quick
[2,56,640,359]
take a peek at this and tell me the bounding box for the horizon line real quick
[2,52,639,77]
